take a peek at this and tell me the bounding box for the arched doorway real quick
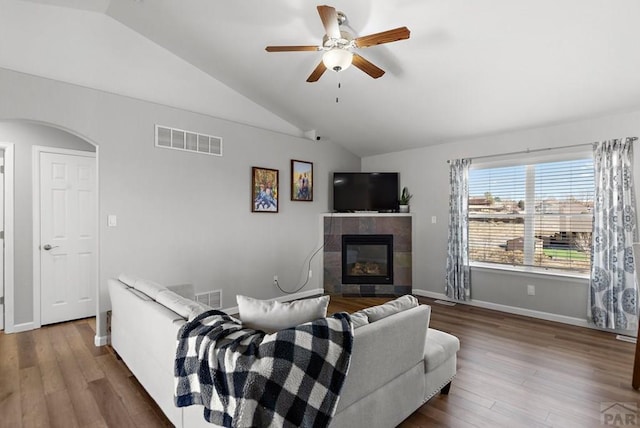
[0,120,98,333]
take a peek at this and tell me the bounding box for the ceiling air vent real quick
[155,125,222,156]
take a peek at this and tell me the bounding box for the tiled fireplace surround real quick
[323,214,412,296]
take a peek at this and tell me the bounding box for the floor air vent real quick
[155,125,222,156]
[434,299,457,306]
[195,290,222,309]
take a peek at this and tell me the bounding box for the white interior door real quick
[0,152,4,331]
[40,151,96,325]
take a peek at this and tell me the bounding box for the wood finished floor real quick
[1,296,639,427]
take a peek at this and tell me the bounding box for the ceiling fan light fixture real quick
[322,48,353,72]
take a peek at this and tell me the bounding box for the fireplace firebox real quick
[342,234,394,284]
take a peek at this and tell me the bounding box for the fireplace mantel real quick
[321,214,413,297]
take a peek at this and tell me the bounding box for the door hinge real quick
[0,230,3,239]
[0,296,3,305]
[0,165,4,174]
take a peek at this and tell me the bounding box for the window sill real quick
[470,262,589,281]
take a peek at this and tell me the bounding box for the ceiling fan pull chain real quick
[336,81,341,103]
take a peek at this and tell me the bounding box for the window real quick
[468,157,594,273]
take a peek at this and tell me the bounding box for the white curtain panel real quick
[446,158,471,301]
[589,137,639,331]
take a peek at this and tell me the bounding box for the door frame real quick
[0,142,14,333]
[32,146,98,329]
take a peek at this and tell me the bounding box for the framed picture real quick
[291,159,313,201]
[252,167,279,213]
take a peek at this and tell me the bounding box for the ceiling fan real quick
[265,5,410,82]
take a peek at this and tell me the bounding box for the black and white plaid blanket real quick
[174,310,353,428]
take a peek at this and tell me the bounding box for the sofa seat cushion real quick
[424,328,460,372]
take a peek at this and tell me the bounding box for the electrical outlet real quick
[273,275,278,286]
[527,284,536,296]
[308,270,313,278]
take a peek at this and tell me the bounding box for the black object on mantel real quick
[333,172,399,212]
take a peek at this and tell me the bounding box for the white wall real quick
[0,122,95,325]
[363,109,640,327]
[0,0,303,140]
[0,68,360,337]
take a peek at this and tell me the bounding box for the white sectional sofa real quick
[108,276,459,427]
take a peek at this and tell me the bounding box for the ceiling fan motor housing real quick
[322,31,354,50]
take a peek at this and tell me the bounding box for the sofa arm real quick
[338,305,430,412]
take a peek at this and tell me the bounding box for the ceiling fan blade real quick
[352,53,385,79]
[317,5,341,39]
[354,26,411,48]
[306,61,327,82]
[265,45,320,52]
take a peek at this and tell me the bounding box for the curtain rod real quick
[446,137,638,163]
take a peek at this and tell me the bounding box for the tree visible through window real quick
[468,158,594,273]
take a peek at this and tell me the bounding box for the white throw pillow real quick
[237,295,330,333]
[362,295,418,322]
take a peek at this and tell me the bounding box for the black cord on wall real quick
[276,213,335,294]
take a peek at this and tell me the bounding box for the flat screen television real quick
[333,172,399,212]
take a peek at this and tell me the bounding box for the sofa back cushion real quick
[361,295,418,322]
[156,290,212,321]
[349,311,369,328]
[133,279,167,300]
[237,295,330,333]
[336,304,431,413]
[117,274,168,300]
[117,273,140,288]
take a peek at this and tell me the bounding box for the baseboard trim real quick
[412,289,590,328]
[94,335,109,347]
[222,288,325,316]
[12,322,35,333]
[617,334,637,344]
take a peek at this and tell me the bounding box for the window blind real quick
[468,158,594,273]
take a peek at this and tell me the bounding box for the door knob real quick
[43,244,59,251]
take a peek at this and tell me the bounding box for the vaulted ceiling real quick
[3,0,640,157]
